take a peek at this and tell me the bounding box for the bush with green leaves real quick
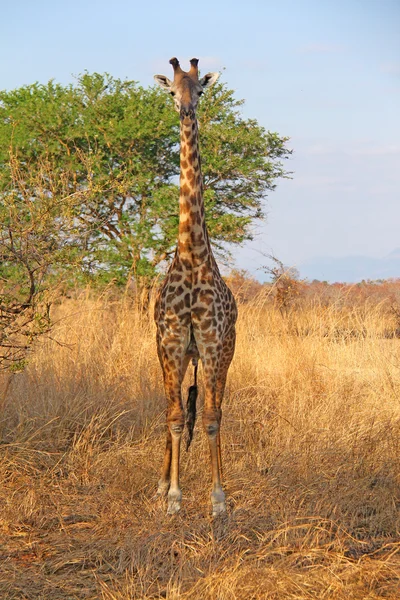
[1,72,291,284]
[0,72,291,367]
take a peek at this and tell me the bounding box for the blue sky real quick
[2,0,400,279]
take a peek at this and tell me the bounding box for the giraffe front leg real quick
[203,407,226,516]
[156,396,184,513]
[167,415,184,514]
[166,355,191,512]
[156,428,172,497]
[155,414,183,513]
[162,357,188,514]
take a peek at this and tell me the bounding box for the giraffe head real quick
[154,57,219,119]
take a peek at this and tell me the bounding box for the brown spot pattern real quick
[154,66,237,513]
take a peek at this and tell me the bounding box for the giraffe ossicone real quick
[154,57,237,516]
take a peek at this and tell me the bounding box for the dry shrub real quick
[0,289,399,599]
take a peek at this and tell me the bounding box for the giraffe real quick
[154,57,237,516]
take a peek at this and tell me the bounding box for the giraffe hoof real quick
[212,501,226,517]
[167,500,182,514]
[155,480,170,498]
[167,489,182,514]
[211,489,226,517]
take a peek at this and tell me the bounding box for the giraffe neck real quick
[178,117,211,268]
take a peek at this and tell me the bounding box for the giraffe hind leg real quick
[202,327,236,517]
[156,347,191,513]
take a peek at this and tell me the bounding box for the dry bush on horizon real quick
[0,288,399,599]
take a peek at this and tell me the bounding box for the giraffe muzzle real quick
[180,105,195,120]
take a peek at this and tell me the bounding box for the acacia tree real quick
[0,72,291,368]
[0,72,291,288]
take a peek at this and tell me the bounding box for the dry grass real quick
[0,289,399,599]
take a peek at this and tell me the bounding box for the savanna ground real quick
[1,283,400,599]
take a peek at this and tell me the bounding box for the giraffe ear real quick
[154,75,173,91]
[199,72,220,89]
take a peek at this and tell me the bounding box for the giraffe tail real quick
[186,361,198,451]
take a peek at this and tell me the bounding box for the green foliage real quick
[0,72,291,290]
[1,72,292,368]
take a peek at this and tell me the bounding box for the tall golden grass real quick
[0,288,399,599]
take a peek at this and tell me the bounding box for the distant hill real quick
[299,249,400,283]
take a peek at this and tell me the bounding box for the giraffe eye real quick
[198,90,203,96]
[170,91,175,96]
